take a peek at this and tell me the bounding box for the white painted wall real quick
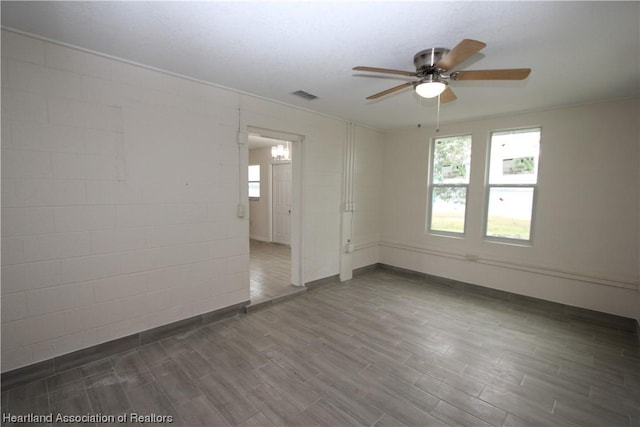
[0,30,248,371]
[352,125,384,270]
[381,98,640,318]
[248,147,271,241]
[239,96,347,283]
[0,30,350,372]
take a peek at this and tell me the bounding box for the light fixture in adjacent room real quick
[415,75,447,98]
[271,143,290,161]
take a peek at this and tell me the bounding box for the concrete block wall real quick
[1,30,380,372]
[0,30,248,372]
[239,96,348,284]
[352,125,384,269]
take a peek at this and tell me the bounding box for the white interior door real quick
[272,162,292,245]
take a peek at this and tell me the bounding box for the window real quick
[248,165,260,199]
[485,128,541,242]
[428,135,472,235]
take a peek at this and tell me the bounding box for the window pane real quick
[248,165,260,181]
[248,182,260,198]
[430,187,467,233]
[432,135,472,184]
[489,129,540,184]
[486,187,534,240]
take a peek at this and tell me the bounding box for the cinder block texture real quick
[1,31,250,372]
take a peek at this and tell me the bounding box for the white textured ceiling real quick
[2,1,638,130]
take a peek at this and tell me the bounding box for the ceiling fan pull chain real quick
[436,94,441,133]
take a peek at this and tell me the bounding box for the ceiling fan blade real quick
[435,39,486,71]
[450,68,531,80]
[353,66,416,77]
[366,82,414,99]
[440,86,457,103]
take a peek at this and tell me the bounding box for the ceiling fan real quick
[353,39,531,102]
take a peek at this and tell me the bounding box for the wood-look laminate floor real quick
[3,269,639,427]
[249,239,297,304]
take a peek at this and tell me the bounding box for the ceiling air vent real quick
[291,90,318,100]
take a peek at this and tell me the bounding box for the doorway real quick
[247,128,303,305]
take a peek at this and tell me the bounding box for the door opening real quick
[246,128,303,305]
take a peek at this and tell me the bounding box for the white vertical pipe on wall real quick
[340,123,356,281]
[291,138,304,286]
[237,106,248,218]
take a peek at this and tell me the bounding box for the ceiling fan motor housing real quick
[413,48,450,76]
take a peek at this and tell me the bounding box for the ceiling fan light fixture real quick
[415,77,447,98]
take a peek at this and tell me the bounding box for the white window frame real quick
[427,134,473,237]
[248,164,260,200]
[483,127,541,244]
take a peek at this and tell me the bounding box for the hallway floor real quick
[249,239,298,305]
